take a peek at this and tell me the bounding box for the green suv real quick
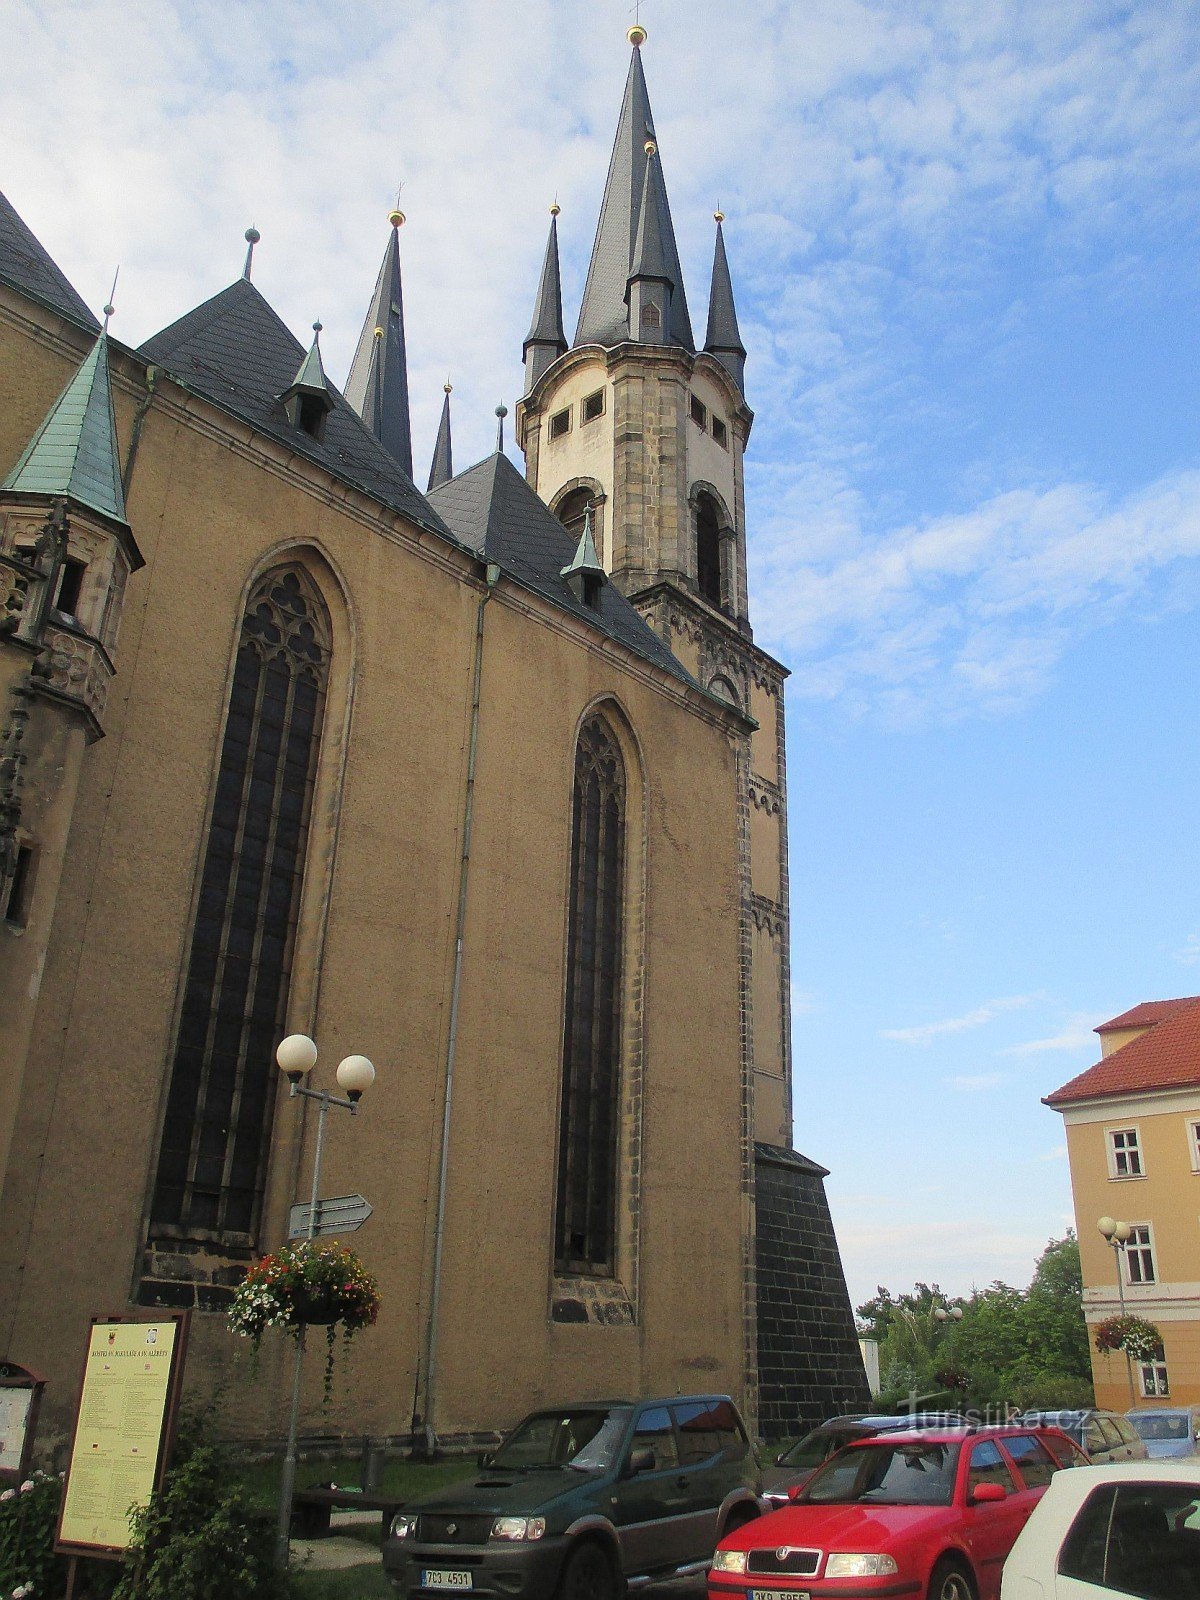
[383,1396,762,1600]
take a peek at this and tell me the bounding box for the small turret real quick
[523,205,568,394]
[703,213,747,393]
[279,321,335,442]
[427,383,454,491]
[559,502,607,610]
[345,208,414,478]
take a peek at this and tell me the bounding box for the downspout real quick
[121,365,158,497]
[419,559,500,1454]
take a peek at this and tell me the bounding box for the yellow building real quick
[1046,997,1200,1410]
[0,34,868,1453]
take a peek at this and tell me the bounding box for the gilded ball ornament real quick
[389,208,406,228]
[644,138,657,157]
[627,23,647,47]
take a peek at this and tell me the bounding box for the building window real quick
[1125,1224,1156,1285]
[1108,1126,1143,1178]
[53,556,87,619]
[690,394,707,430]
[150,566,331,1241]
[3,843,35,927]
[641,302,661,328]
[582,389,605,423]
[695,491,722,608]
[711,415,728,448]
[556,487,594,547]
[555,715,625,1276]
[1140,1359,1170,1397]
[1188,1120,1200,1171]
[549,407,572,440]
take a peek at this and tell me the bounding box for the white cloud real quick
[1004,1014,1101,1056]
[945,1073,1006,1092]
[1038,1145,1068,1162]
[1177,935,1200,966]
[882,993,1035,1045]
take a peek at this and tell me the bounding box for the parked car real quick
[1016,1409,1147,1465]
[1126,1405,1200,1459]
[763,1414,968,1506]
[383,1396,761,1600]
[709,1424,1081,1600]
[1000,1458,1200,1597]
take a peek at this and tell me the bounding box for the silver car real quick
[1017,1408,1148,1465]
[1127,1405,1200,1459]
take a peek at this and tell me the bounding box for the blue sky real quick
[5,0,1200,1305]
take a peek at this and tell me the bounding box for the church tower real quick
[516,27,869,1433]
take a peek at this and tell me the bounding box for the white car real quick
[1001,1458,1200,1597]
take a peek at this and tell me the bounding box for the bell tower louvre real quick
[515,27,869,1434]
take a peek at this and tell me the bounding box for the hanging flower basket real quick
[227,1240,380,1400]
[1094,1313,1162,1362]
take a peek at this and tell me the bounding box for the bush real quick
[1011,1372,1095,1412]
[0,1471,64,1597]
[113,1443,287,1600]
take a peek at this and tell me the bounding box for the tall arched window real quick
[150,567,331,1241]
[696,493,723,608]
[555,715,626,1275]
[556,487,593,544]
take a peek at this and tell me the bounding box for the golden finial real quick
[550,196,561,217]
[627,23,647,47]
[714,208,725,224]
[389,208,406,228]
[644,137,657,157]
[374,326,384,340]
[444,377,453,394]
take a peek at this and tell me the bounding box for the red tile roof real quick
[1045,996,1200,1107]
[1096,998,1200,1033]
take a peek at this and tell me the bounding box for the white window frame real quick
[1188,1118,1200,1172]
[1107,1125,1144,1179]
[1124,1222,1156,1285]
[1139,1359,1170,1397]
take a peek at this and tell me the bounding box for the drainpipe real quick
[121,365,158,497]
[419,559,500,1454]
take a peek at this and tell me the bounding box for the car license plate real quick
[423,1572,473,1590]
[751,1592,808,1600]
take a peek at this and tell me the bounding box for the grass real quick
[291,1568,394,1599]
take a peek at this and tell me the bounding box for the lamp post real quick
[934,1307,964,1326]
[1097,1216,1137,1409]
[273,1034,376,1571]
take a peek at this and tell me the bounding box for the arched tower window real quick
[150,566,331,1241]
[696,492,723,608]
[556,715,626,1275]
[556,487,593,544]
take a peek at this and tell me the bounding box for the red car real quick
[709,1425,1086,1600]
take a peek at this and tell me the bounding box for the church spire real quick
[344,207,414,479]
[427,382,454,491]
[523,204,568,393]
[2,325,127,527]
[625,143,674,345]
[703,212,747,393]
[574,31,694,352]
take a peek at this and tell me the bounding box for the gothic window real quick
[150,567,330,1241]
[696,492,723,608]
[555,716,626,1275]
[556,488,593,545]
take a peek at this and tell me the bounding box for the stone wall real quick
[754,1143,870,1438]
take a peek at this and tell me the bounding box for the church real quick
[0,29,868,1451]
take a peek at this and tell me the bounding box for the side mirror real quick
[971,1483,1007,1505]
[477,1451,494,1469]
[627,1446,655,1476]
[787,1484,805,1502]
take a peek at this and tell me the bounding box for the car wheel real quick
[926,1557,975,1600]
[556,1540,617,1600]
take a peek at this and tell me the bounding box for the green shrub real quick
[113,1443,286,1600]
[0,1470,65,1597]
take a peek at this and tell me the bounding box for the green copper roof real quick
[2,331,127,525]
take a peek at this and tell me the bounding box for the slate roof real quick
[139,277,447,540]
[755,1142,831,1179]
[524,213,567,354]
[427,451,696,689]
[574,45,694,352]
[2,329,128,526]
[427,388,454,492]
[1045,996,1200,1107]
[343,224,414,479]
[0,190,98,331]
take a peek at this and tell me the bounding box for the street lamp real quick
[1097,1216,1137,1409]
[934,1307,964,1325]
[274,1034,376,1569]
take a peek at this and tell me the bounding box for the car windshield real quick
[1128,1413,1191,1442]
[1025,1412,1084,1445]
[779,1428,847,1468]
[801,1441,960,1507]
[490,1408,631,1472]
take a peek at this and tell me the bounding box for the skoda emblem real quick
[776,1548,790,1562]
[446,1523,458,1538]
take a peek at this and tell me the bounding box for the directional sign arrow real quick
[288,1193,373,1241]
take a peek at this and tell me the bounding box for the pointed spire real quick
[279,321,335,438]
[560,502,607,608]
[243,226,260,280]
[704,212,747,393]
[344,207,414,479]
[629,144,673,285]
[291,320,330,393]
[427,382,454,491]
[523,204,568,392]
[2,327,127,527]
[574,37,694,351]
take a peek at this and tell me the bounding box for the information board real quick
[0,1387,33,1474]
[56,1315,188,1556]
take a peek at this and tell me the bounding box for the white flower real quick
[0,1489,15,1502]
[19,1480,34,1492]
